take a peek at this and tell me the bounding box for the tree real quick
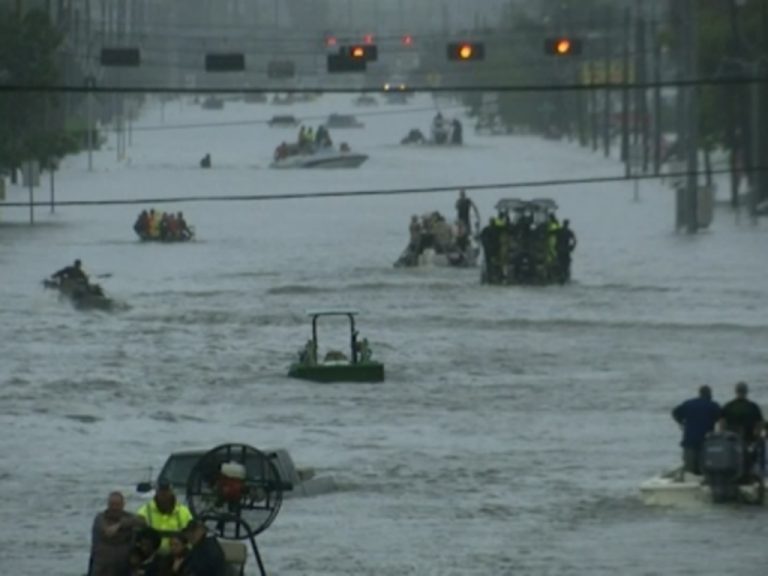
[0,8,66,179]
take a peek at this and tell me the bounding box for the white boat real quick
[270,147,368,169]
[640,433,766,507]
[640,468,765,507]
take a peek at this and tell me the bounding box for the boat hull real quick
[43,279,115,311]
[288,362,385,383]
[271,152,368,169]
[640,469,765,507]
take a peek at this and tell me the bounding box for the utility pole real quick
[637,9,649,173]
[652,5,662,176]
[684,0,699,233]
[603,6,612,158]
[621,7,631,177]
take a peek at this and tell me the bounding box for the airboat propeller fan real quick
[186,443,284,540]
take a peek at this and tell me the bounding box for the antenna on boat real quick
[185,443,286,576]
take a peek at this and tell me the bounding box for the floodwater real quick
[1,93,767,575]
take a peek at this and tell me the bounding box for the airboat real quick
[288,309,385,383]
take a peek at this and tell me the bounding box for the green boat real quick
[43,277,115,311]
[288,309,385,383]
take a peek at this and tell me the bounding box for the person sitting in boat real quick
[199,153,211,168]
[274,142,289,161]
[148,209,161,239]
[176,212,193,240]
[180,519,226,576]
[357,337,372,363]
[401,128,425,145]
[299,339,316,365]
[52,259,88,285]
[133,210,150,238]
[165,213,179,240]
[339,142,350,153]
[672,385,722,475]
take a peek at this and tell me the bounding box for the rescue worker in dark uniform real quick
[52,259,88,284]
[672,385,721,474]
[555,219,577,284]
[480,217,501,283]
[719,382,765,480]
[455,189,476,236]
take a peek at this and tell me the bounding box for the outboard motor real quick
[701,431,743,503]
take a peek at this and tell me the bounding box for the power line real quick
[2,167,764,209]
[2,75,765,95]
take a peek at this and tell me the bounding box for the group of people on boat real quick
[480,201,577,285]
[89,481,227,576]
[672,381,765,481]
[274,124,345,161]
[401,113,463,146]
[396,190,479,268]
[133,209,193,242]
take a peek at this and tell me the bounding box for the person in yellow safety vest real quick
[148,209,161,239]
[546,214,560,268]
[136,479,193,555]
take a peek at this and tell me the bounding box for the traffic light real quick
[544,37,583,56]
[343,44,378,62]
[205,52,245,72]
[363,34,374,45]
[327,53,366,73]
[402,34,413,47]
[325,35,337,47]
[100,47,140,67]
[446,42,485,61]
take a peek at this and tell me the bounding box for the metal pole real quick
[603,6,612,158]
[28,169,34,225]
[49,167,55,213]
[652,8,662,175]
[685,0,699,233]
[87,80,94,171]
[750,61,759,221]
[621,8,631,176]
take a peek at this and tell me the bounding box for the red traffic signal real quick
[447,42,485,61]
[325,35,337,47]
[363,34,374,45]
[544,37,583,56]
[402,34,413,47]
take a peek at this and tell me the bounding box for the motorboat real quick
[353,94,377,106]
[480,197,571,286]
[325,113,364,129]
[201,96,224,110]
[288,309,385,383]
[270,145,368,169]
[268,114,299,128]
[43,277,115,311]
[395,207,481,268]
[640,432,765,507]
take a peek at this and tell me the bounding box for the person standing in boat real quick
[455,189,477,235]
[672,385,721,474]
[555,219,577,284]
[90,491,143,576]
[719,381,764,478]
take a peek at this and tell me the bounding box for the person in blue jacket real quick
[672,385,721,474]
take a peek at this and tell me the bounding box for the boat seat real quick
[218,539,247,576]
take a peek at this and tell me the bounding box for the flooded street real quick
[1,93,767,575]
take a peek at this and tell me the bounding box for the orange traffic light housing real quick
[447,42,485,61]
[544,37,583,56]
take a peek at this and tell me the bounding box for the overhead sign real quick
[100,47,140,67]
[205,53,246,72]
